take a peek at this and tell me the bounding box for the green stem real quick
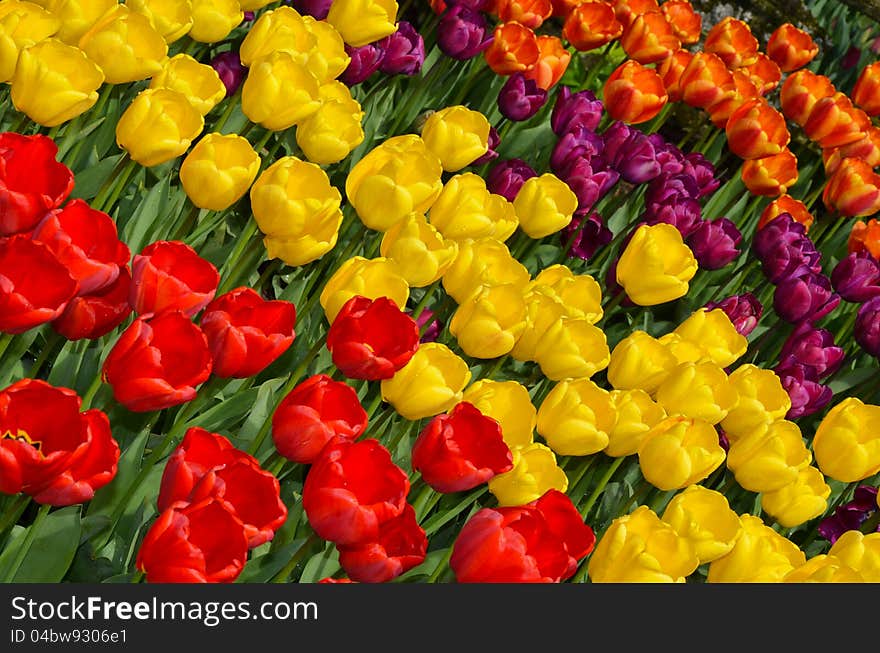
[2,504,50,583]
[411,280,440,321]
[0,494,30,538]
[579,456,626,519]
[171,203,203,241]
[211,88,241,134]
[26,331,62,379]
[80,373,105,411]
[0,332,14,362]
[270,533,319,583]
[92,154,136,214]
[217,220,260,293]
[427,546,455,583]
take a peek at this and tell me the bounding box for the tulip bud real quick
[127,0,194,44]
[848,218,880,259]
[616,223,698,306]
[704,293,763,338]
[483,20,539,76]
[376,20,423,76]
[767,23,819,73]
[638,415,727,490]
[674,308,749,369]
[853,61,880,117]
[726,97,790,160]
[187,0,242,43]
[239,7,314,68]
[487,158,537,202]
[320,256,409,324]
[812,397,880,483]
[704,16,758,68]
[706,514,805,583]
[562,1,622,52]
[678,51,735,110]
[661,0,701,44]
[513,172,579,239]
[326,0,397,48]
[775,361,832,420]
[780,68,835,126]
[832,251,880,303]
[380,213,458,287]
[741,149,799,197]
[241,51,321,131]
[534,317,610,381]
[421,105,491,173]
[823,157,880,218]
[461,379,537,450]
[760,466,830,528]
[620,10,679,65]
[487,442,568,507]
[437,5,491,60]
[428,173,519,242]
[655,361,738,426]
[588,505,699,583]
[550,85,603,136]
[773,270,840,325]
[660,485,742,564]
[149,53,226,116]
[726,419,812,493]
[210,50,246,97]
[603,59,668,124]
[828,531,880,583]
[804,92,870,150]
[295,84,364,164]
[687,217,742,269]
[0,2,60,82]
[179,133,260,211]
[381,342,472,421]
[536,379,616,456]
[449,284,527,359]
[498,72,547,121]
[442,238,531,304]
[720,364,791,440]
[116,88,204,167]
[607,330,677,394]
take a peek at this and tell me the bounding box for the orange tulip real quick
[852,61,880,117]
[707,92,746,130]
[678,52,735,110]
[657,49,693,103]
[740,53,782,96]
[766,23,819,72]
[732,69,760,101]
[779,69,835,126]
[562,1,623,52]
[741,149,799,197]
[550,0,583,17]
[660,0,701,44]
[496,0,554,30]
[484,21,540,75]
[704,16,759,69]
[612,0,659,29]
[523,35,571,90]
[823,127,880,176]
[823,157,880,218]
[803,92,870,150]
[759,195,814,231]
[725,97,790,160]
[849,219,880,259]
[619,10,679,65]
[603,59,667,124]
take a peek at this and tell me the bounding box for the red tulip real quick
[130,240,219,318]
[326,295,419,381]
[200,287,296,379]
[51,266,133,341]
[450,489,596,583]
[102,310,213,412]
[0,379,119,506]
[336,504,428,583]
[302,436,409,546]
[159,427,287,549]
[0,132,74,236]
[271,374,368,464]
[31,199,130,296]
[411,401,513,493]
[0,235,77,334]
[136,496,249,583]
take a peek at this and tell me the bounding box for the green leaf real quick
[237,537,309,583]
[86,423,151,520]
[0,506,82,582]
[298,544,340,583]
[69,154,124,201]
[233,377,286,450]
[120,175,173,254]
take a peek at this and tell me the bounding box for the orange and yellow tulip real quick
[603,59,668,124]
[725,97,790,160]
[766,23,819,72]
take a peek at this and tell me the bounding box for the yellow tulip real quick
[149,53,226,116]
[189,0,242,44]
[0,1,59,82]
[720,364,792,441]
[616,223,698,306]
[78,4,167,84]
[533,317,611,381]
[726,419,812,493]
[638,415,727,491]
[441,238,531,304]
[707,514,806,582]
[295,98,364,165]
[239,0,275,9]
[487,443,568,507]
[530,264,603,323]
[827,531,880,582]
[325,0,398,48]
[661,485,742,564]
[760,466,830,528]
[241,50,321,131]
[605,389,667,458]
[513,173,579,239]
[239,6,314,68]
[812,397,880,482]
[460,380,536,450]
[380,213,459,287]
[126,0,193,44]
[427,172,518,243]
[606,330,678,394]
[449,284,528,359]
[536,378,616,456]
[783,555,864,583]
[654,361,739,425]
[421,105,491,172]
[657,332,706,365]
[115,88,204,167]
[179,133,260,211]
[45,0,117,45]
[302,15,350,83]
[320,256,409,323]
[509,287,567,363]
[672,307,749,368]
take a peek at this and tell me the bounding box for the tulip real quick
[725,97,790,160]
[288,0,333,17]
[602,389,665,457]
[661,0,701,44]
[130,240,218,318]
[437,5,491,60]
[498,72,547,121]
[487,158,537,202]
[379,213,458,287]
[519,34,566,89]
[513,172,579,238]
[238,7,315,68]
[828,531,880,583]
[643,195,701,238]
[483,20,539,76]
[52,267,133,341]
[612,0,659,26]
[536,379,616,456]
[812,397,880,482]
[381,342,471,421]
[766,22,819,72]
[532,265,604,322]
[678,51,735,110]
[758,194,814,231]
[616,223,697,306]
[346,135,443,232]
[687,217,742,270]
[602,121,661,184]
[303,436,409,546]
[451,489,594,583]
[550,125,604,176]
[603,59,668,124]
[818,486,880,544]
[421,105,491,173]
[428,173,518,242]
[823,157,880,218]
[726,419,813,493]
[848,218,880,259]
[487,442,568,507]
[534,317,610,381]
[0,379,118,506]
[325,0,397,48]
[442,238,530,304]
[320,257,409,325]
[780,68,836,126]
[704,16,758,68]
[655,361,738,426]
[773,271,840,325]
[740,53,782,97]
[784,554,864,583]
[719,364,791,441]
[606,330,677,394]
[741,149,799,197]
[562,1,622,52]
[339,42,384,85]
[272,374,368,465]
[620,10,679,65]
[102,311,212,412]
[127,0,194,44]
[178,133,260,212]
[561,212,613,261]
[116,88,204,167]
[657,49,693,103]
[241,51,321,131]
[588,505,699,583]
[210,50,246,96]
[669,309,747,367]
[337,504,427,583]
[638,415,727,491]
[660,485,741,564]
[295,90,364,165]
[760,466,830,529]
[495,0,552,29]
[804,92,870,150]
[775,361,833,420]
[250,156,343,266]
[550,86,603,136]
[449,284,527,359]
[853,61,880,116]
[778,323,844,379]
[704,293,763,338]
[150,54,226,117]
[377,20,423,76]
[46,0,117,45]
[754,216,820,284]
[0,2,60,82]
[823,126,880,176]
[706,515,805,583]
[461,380,536,450]
[188,0,242,43]
[509,287,567,364]
[832,251,880,303]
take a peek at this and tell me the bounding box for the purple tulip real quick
[550,86,603,136]
[717,429,730,453]
[682,152,720,198]
[775,361,833,419]
[340,42,385,86]
[753,214,821,283]
[445,0,489,9]
[498,73,547,122]
[819,486,880,544]
[831,251,880,303]
[773,271,840,324]
[210,51,247,97]
[437,6,492,61]
[753,213,808,259]
[778,323,845,379]
[486,158,537,202]
[377,21,424,76]
[705,293,763,337]
[242,11,255,22]
[285,0,333,19]
[855,296,880,357]
[410,307,442,344]
[602,121,662,184]
[550,126,604,176]
[559,156,619,214]
[560,212,613,261]
[645,174,700,212]
[470,126,500,167]
[643,197,702,238]
[647,134,686,177]
[687,217,742,270]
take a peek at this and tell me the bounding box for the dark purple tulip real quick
[378,21,424,76]
[410,307,442,343]
[437,6,492,60]
[831,251,880,303]
[285,0,333,19]
[643,197,702,238]
[550,86,603,136]
[682,152,720,198]
[550,126,604,176]
[775,361,833,419]
[560,212,613,261]
[773,271,840,324]
[778,323,845,379]
[855,296,880,357]
[717,429,730,453]
[340,42,385,86]
[602,121,662,184]
[705,292,763,337]
[687,217,742,270]
[753,214,821,283]
[470,126,500,167]
[647,134,685,177]
[752,213,806,258]
[210,51,246,97]
[644,174,700,212]
[242,11,255,22]
[818,485,880,544]
[498,73,547,122]
[559,156,619,214]
[487,159,537,202]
